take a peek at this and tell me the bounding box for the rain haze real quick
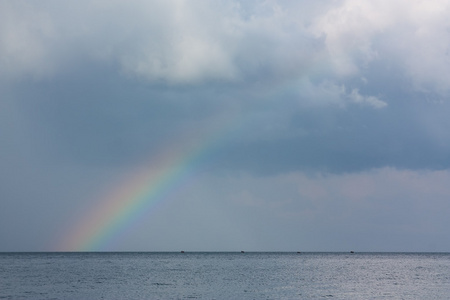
[1,0,450,252]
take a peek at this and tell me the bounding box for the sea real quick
[1,252,450,299]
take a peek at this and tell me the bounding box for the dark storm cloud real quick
[212,99,450,174]
[5,56,450,175]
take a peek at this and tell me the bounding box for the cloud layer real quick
[1,0,450,251]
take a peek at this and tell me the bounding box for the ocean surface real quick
[1,252,450,299]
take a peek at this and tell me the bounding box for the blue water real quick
[1,252,450,299]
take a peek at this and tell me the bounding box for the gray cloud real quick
[2,0,450,251]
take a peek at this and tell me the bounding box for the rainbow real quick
[56,118,234,251]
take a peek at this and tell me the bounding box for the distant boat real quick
[297,251,301,254]
[350,251,355,254]
[180,251,185,253]
[241,251,245,253]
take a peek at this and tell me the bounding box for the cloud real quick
[187,167,450,251]
[0,1,247,82]
[3,0,449,98]
[294,80,386,108]
[0,1,56,79]
[346,88,386,108]
[114,0,239,83]
[312,0,450,94]
[2,0,450,251]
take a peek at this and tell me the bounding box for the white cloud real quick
[115,0,240,83]
[0,0,238,82]
[296,80,386,108]
[0,2,57,79]
[0,1,325,84]
[347,88,387,108]
[311,0,450,93]
[2,0,450,95]
[310,0,393,76]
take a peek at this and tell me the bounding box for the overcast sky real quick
[2,0,450,252]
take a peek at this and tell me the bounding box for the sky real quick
[1,0,450,252]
